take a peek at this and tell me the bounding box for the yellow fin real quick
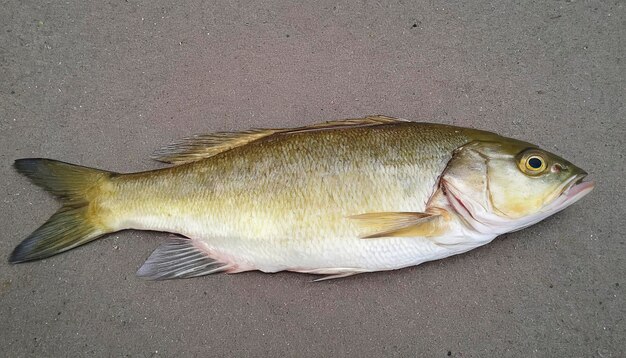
[152,115,407,164]
[11,159,112,263]
[349,211,447,239]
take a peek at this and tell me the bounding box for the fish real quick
[9,115,594,281]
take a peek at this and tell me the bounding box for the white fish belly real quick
[172,221,491,274]
[128,197,494,275]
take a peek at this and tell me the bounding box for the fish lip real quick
[544,173,594,213]
[561,173,595,200]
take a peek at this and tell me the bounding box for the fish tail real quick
[10,158,115,263]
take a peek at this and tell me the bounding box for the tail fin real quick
[10,159,114,263]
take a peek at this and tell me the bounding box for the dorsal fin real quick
[283,115,406,134]
[151,129,279,165]
[151,115,407,164]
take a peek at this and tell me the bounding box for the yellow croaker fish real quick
[10,116,594,280]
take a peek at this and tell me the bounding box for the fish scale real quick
[96,123,480,273]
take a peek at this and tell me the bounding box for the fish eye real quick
[517,151,548,175]
[527,156,544,170]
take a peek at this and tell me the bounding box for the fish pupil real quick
[528,157,542,169]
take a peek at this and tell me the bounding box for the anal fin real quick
[312,272,361,282]
[137,238,229,280]
[294,268,367,282]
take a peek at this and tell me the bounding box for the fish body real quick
[10,116,594,280]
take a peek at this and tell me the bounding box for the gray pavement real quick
[1,1,624,357]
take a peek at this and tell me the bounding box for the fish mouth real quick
[562,174,594,199]
[549,173,595,211]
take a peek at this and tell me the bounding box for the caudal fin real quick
[10,159,114,263]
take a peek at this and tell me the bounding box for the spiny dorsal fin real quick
[284,115,407,134]
[152,115,407,164]
[349,210,447,239]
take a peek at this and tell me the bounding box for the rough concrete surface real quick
[1,1,624,357]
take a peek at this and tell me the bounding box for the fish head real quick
[440,137,594,234]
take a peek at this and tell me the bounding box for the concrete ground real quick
[1,1,624,357]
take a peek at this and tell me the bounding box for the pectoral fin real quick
[349,211,448,239]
